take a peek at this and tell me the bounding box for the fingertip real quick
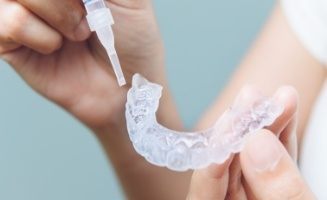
[42,34,63,55]
[188,158,233,199]
[274,85,299,114]
[268,86,299,134]
[202,156,234,179]
[73,18,91,41]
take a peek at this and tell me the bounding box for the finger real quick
[242,177,257,200]
[240,130,316,200]
[226,156,247,200]
[0,41,21,55]
[0,1,62,55]
[0,1,21,54]
[187,158,232,200]
[17,0,90,41]
[280,115,298,160]
[267,86,299,136]
[267,86,299,160]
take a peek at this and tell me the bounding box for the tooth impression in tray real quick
[125,74,284,171]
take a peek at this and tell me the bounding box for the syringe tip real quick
[109,53,126,87]
[118,77,127,87]
[83,0,125,87]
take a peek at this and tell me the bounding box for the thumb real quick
[240,130,316,200]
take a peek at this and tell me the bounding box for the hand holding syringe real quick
[83,0,126,86]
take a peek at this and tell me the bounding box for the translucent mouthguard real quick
[125,74,284,171]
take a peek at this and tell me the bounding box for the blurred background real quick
[0,0,274,199]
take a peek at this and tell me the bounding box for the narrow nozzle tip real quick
[118,78,127,87]
[108,53,126,87]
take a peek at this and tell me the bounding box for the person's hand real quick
[239,129,316,200]
[0,2,188,198]
[187,86,307,199]
[187,129,316,200]
[0,0,165,130]
[224,86,300,199]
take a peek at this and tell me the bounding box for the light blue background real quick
[0,1,274,199]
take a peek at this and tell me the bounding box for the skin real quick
[194,5,326,199]
[0,0,190,199]
[188,86,300,199]
[0,0,326,199]
[187,129,317,200]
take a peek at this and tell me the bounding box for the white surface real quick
[300,81,327,199]
[282,0,327,198]
[282,0,327,64]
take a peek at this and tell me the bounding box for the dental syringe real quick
[83,0,126,86]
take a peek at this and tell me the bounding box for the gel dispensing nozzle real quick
[83,0,126,86]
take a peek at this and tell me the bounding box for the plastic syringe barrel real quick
[83,0,126,86]
[83,0,114,31]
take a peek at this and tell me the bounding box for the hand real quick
[187,129,316,200]
[239,129,316,200]
[0,0,165,130]
[186,86,310,199]
[225,86,300,199]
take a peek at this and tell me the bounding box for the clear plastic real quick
[125,74,284,171]
[83,0,126,86]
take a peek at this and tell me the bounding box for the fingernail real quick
[74,19,91,41]
[245,131,282,172]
